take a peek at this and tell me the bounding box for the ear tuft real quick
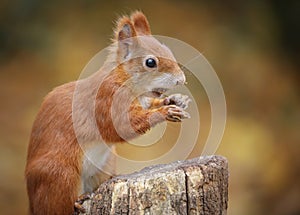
[118,23,133,41]
[114,16,137,61]
[130,11,151,35]
[115,16,136,41]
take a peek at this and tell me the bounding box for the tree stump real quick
[76,155,228,215]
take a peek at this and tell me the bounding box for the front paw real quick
[164,94,191,110]
[163,105,191,122]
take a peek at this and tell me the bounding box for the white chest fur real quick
[80,143,116,194]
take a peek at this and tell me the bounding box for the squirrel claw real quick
[164,94,191,110]
[165,105,191,122]
[74,202,86,214]
[74,193,91,214]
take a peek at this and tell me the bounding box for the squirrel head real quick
[111,11,186,98]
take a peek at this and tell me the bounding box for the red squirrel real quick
[25,11,191,215]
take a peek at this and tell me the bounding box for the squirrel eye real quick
[145,58,157,68]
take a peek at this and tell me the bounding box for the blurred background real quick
[0,0,299,214]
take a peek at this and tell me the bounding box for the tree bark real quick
[76,155,228,215]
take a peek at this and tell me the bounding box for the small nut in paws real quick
[164,94,191,110]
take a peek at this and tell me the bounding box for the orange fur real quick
[25,11,188,215]
[26,83,82,215]
[131,11,151,35]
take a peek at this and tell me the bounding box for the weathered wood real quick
[76,155,228,215]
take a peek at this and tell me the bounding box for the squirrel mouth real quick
[151,88,168,97]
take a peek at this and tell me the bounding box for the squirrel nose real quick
[176,74,186,85]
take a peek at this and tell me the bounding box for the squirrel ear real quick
[131,11,151,35]
[116,17,137,61]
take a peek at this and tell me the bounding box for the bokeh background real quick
[1,0,299,214]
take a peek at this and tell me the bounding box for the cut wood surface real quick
[76,155,228,215]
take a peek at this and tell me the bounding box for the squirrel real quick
[25,11,191,215]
